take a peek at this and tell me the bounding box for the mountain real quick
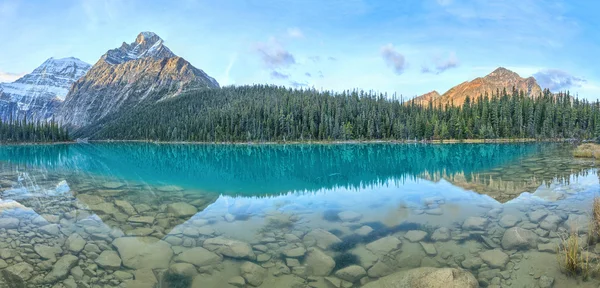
[0,57,91,122]
[56,32,219,129]
[411,67,543,106]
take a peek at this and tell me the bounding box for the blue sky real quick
[1,0,599,99]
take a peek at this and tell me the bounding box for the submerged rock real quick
[174,247,222,267]
[240,261,267,286]
[303,229,342,250]
[65,233,86,253]
[362,267,478,288]
[335,265,367,283]
[95,250,122,270]
[112,237,173,269]
[404,230,427,242]
[305,247,335,276]
[498,215,521,228]
[44,254,79,283]
[1,262,33,287]
[479,249,508,269]
[366,236,402,255]
[501,227,538,250]
[430,227,451,242]
[203,236,255,260]
[167,202,197,218]
[462,217,489,231]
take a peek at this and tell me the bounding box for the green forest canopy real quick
[80,85,600,142]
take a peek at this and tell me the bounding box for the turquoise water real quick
[0,143,598,287]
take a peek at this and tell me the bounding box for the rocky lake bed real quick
[0,143,598,287]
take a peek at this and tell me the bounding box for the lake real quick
[0,143,598,287]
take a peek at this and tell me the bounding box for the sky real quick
[1,0,599,100]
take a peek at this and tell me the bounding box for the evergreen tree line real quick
[0,117,69,143]
[86,85,600,142]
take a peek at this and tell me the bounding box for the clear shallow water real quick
[0,143,598,287]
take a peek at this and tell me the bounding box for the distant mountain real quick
[411,67,543,106]
[56,32,219,129]
[0,57,91,122]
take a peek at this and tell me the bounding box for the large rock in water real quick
[44,254,79,282]
[174,247,222,267]
[240,261,267,286]
[305,248,335,276]
[303,229,342,250]
[362,267,478,288]
[501,227,538,250]
[1,262,33,287]
[203,236,255,260]
[167,202,198,218]
[112,237,173,269]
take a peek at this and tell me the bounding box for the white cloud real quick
[0,71,25,83]
[287,27,304,39]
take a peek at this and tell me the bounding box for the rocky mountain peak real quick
[484,67,521,82]
[102,31,175,65]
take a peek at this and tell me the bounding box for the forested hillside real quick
[82,85,600,142]
[0,118,69,143]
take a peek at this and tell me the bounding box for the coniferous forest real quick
[0,118,69,143]
[80,85,600,142]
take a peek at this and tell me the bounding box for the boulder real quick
[112,237,173,269]
[65,233,86,253]
[420,242,437,256]
[430,227,451,242]
[167,202,197,218]
[114,200,137,216]
[501,227,538,250]
[335,265,367,283]
[539,215,562,231]
[355,225,374,236]
[95,250,122,270]
[404,230,427,242]
[1,262,33,287]
[34,244,62,260]
[174,247,222,267]
[564,214,588,233]
[283,246,306,258]
[362,267,478,288]
[44,254,79,282]
[366,236,402,255]
[169,263,198,278]
[528,210,548,223]
[479,249,509,269]
[303,229,342,250]
[368,261,394,277]
[203,236,255,259]
[462,217,488,231]
[498,215,521,228]
[240,261,267,286]
[305,248,335,276]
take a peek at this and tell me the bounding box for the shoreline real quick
[0,138,577,146]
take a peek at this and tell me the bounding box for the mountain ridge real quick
[411,67,543,106]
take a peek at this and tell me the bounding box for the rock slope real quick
[56,32,219,129]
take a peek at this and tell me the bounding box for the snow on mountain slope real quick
[0,57,91,122]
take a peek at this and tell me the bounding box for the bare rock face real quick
[411,67,543,106]
[56,32,219,130]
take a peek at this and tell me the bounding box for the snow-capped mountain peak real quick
[102,32,175,65]
[0,57,91,122]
